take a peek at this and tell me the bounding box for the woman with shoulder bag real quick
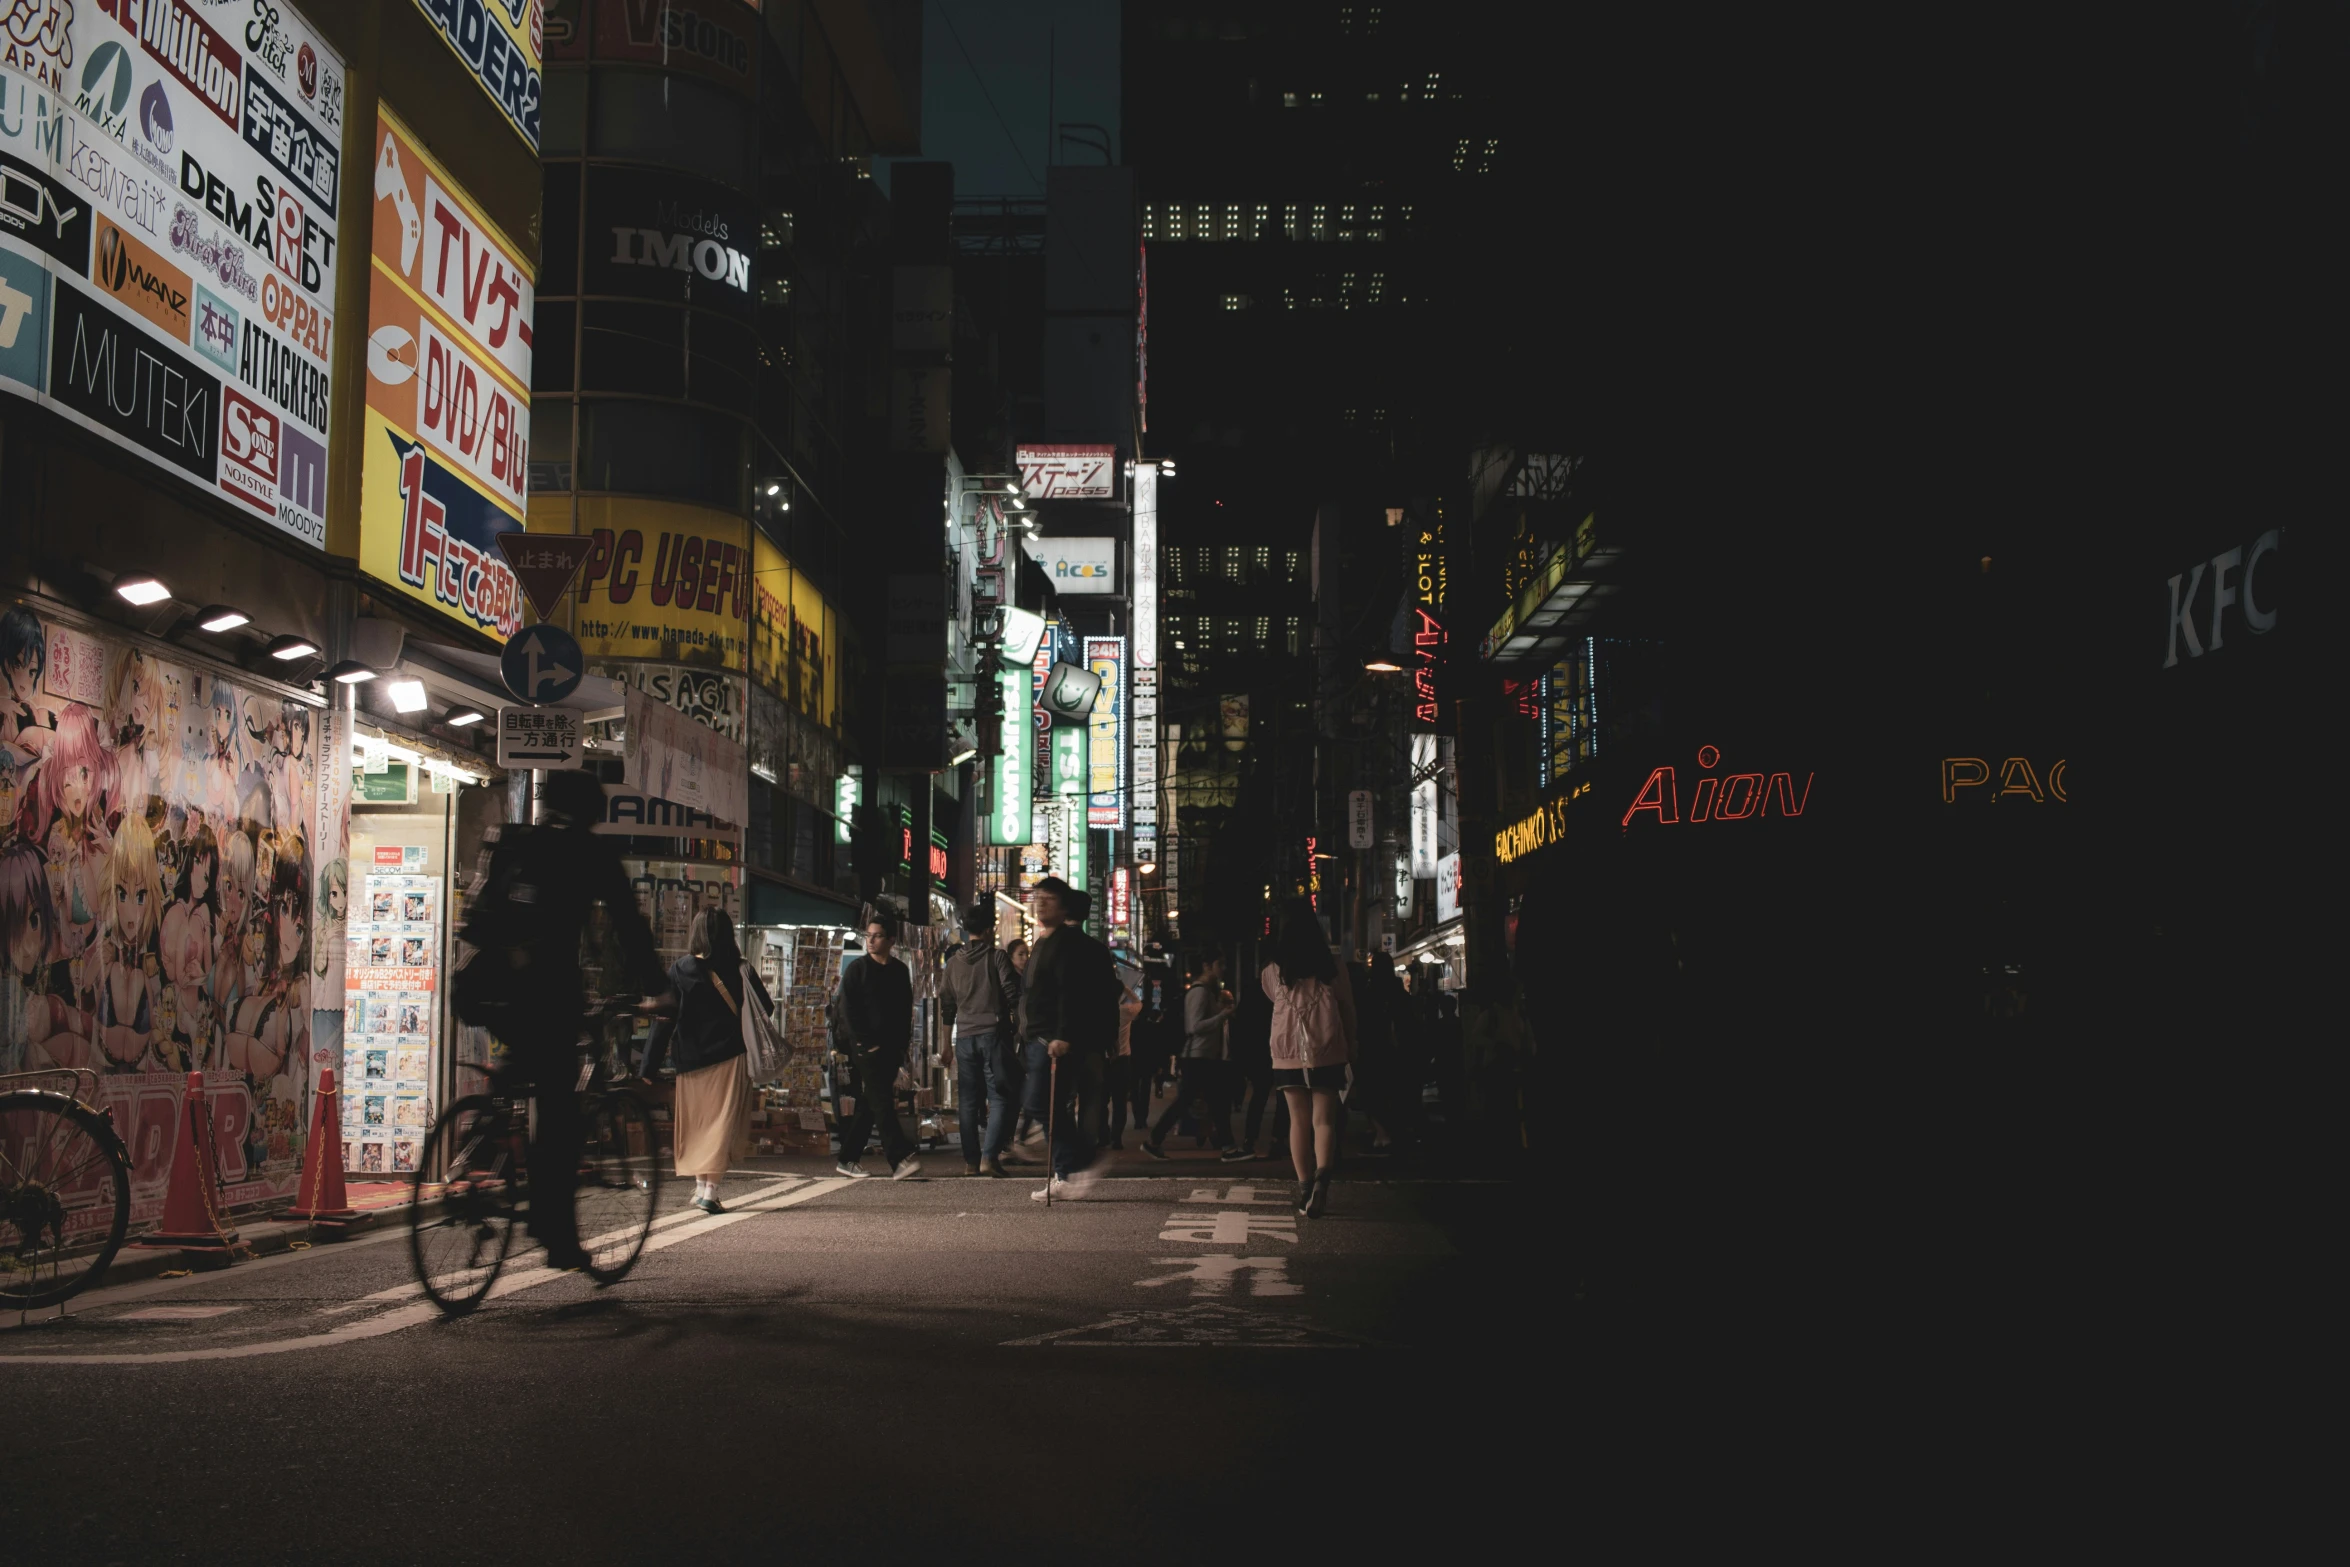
[643,909,771,1214]
[1264,898,1359,1219]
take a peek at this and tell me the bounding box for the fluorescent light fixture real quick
[445,707,485,727]
[949,748,978,766]
[387,679,428,713]
[327,660,377,685]
[265,634,320,661]
[195,605,250,632]
[1364,658,1403,672]
[765,482,781,496]
[752,763,778,783]
[1159,459,1176,477]
[113,575,170,606]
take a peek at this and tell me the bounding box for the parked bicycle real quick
[0,1068,133,1310]
[408,1003,660,1317]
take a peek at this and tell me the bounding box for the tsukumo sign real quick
[359,107,532,642]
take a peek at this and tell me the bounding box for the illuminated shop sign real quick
[1942,757,2068,804]
[1621,745,1814,829]
[1494,780,1594,865]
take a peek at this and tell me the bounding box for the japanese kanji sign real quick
[497,708,582,770]
[494,533,597,621]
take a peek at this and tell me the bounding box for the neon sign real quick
[1495,780,1593,865]
[1622,745,1813,829]
[1942,757,2067,804]
[1411,520,1446,727]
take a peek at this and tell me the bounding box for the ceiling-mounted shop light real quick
[387,679,429,713]
[195,605,251,633]
[326,660,377,685]
[113,575,171,606]
[445,707,485,727]
[265,634,321,661]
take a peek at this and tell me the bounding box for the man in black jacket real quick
[1019,877,1118,1199]
[833,914,923,1180]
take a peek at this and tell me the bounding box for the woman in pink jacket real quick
[1263,899,1358,1218]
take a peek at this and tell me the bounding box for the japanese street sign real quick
[497,709,583,769]
[1348,790,1374,850]
[501,624,586,705]
[494,534,599,622]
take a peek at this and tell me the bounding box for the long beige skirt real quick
[672,1053,753,1179]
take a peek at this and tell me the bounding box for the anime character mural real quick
[0,603,315,1203]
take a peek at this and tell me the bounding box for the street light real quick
[1364,657,1403,673]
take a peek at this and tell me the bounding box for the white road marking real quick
[324,1177,812,1314]
[1178,1183,1288,1205]
[1159,1212,1297,1245]
[1135,1256,1299,1297]
[115,1305,243,1321]
[1003,1304,1360,1348]
[0,1179,851,1366]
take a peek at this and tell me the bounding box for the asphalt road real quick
[0,1145,1558,1566]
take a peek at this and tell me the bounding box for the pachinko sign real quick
[359,107,531,642]
[2,602,319,1217]
[410,0,543,151]
[0,0,344,548]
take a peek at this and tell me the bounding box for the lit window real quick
[1453,138,1470,172]
[1253,203,1270,238]
[1254,615,1271,647]
[1252,545,1270,572]
[1310,91,1323,104]
[1286,617,1302,654]
[1196,548,1213,575]
[1141,206,1156,240]
[1221,294,1252,311]
[1285,549,1300,577]
[1311,205,1328,241]
[1223,545,1242,576]
[1196,204,1213,239]
[1283,91,1298,108]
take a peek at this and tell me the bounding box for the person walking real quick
[1228,970,1279,1161]
[834,914,924,1180]
[1141,952,1235,1160]
[1264,899,1357,1217]
[1019,877,1118,1200]
[642,910,767,1213]
[1103,964,1144,1148]
[941,901,1022,1176]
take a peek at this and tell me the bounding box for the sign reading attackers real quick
[0,4,345,549]
[359,107,531,643]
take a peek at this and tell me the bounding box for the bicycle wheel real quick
[0,1091,132,1309]
[410,1096,517,1317]
[575,1089,659,1285]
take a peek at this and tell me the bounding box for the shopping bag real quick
[739,960,788,1079]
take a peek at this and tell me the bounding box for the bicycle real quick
[407,1004,660,1317]
[0,1067,133,1310]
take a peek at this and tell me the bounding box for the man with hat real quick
[1018,876,1119,1199]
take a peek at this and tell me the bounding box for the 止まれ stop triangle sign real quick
[493,532,597,622]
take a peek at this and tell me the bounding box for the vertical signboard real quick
[1132,465,1158,663]
[1131,664,1158,855]
[359,107,530,643]
[0,6,345,547]
[1086,636,1124,830]
[1411,734,1439,878]
[989,660,1030,845]
[409,0,544,151]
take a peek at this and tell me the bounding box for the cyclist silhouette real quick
[456,769,662,1269]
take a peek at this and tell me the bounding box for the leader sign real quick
[0,4,345,548]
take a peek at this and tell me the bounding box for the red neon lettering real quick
[1765,772,1813,816]
[1715,774,1765,820]
[1622,766,1678,827]
[1688,776,1717,822]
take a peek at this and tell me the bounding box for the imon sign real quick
[1016,443,1117,499]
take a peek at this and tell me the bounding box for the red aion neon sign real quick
[1622,745,1814,829]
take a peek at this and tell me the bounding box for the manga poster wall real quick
[1,603,318,1220]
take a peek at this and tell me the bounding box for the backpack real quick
[450,826,540,1029]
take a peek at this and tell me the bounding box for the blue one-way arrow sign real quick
[500,623,585,706]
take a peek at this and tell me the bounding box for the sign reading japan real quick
[0,2,345,547]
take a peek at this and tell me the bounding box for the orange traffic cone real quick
[133,1071,242,1256]
[285,1068,364,1233]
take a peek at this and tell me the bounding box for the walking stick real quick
[1044,1053,1058,1208]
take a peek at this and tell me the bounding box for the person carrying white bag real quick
[643,909,777,1214]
